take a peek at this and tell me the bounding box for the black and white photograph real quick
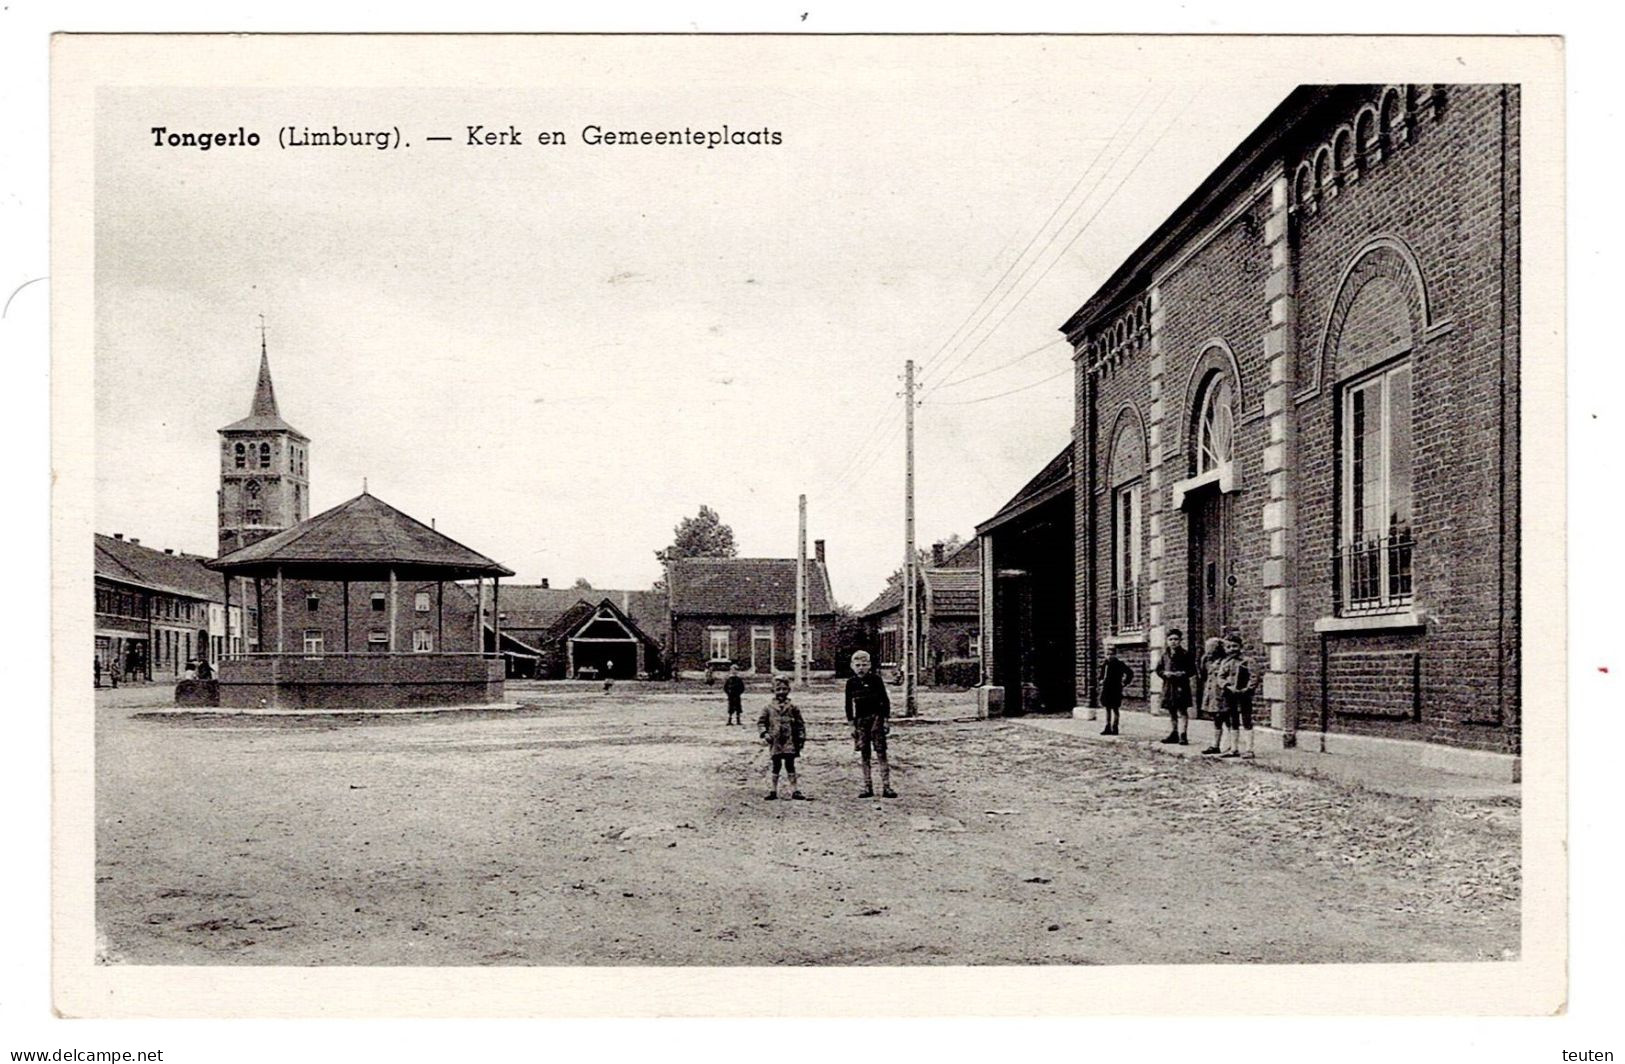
[40,30,1572,1030]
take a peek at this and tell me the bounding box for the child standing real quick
[1197,636,1227,754]
[1097,644,1133,735]
[723,664,745,725]
[758,675,806,800]
[844,651,895,798]
[1214,634,1257,759]
[1153,628,1195,745]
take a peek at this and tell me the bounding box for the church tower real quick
[218,330,310,555]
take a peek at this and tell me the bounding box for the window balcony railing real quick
[1334,531,1414,616]
[1110,583,1147,633]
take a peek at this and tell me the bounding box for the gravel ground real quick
[95,682,1519,966]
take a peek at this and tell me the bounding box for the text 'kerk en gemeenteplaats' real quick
[149,124,786,152]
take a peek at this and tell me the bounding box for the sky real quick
[93,37,1294,606]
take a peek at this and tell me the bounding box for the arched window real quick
[1108,413,1147,633]
[234,442,246,469]
[259,442,271,469]
[1196,374,1235,474]
[244,479,260,498]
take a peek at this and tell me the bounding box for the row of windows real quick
[229,440,307,476]
[705,627,818,663]
[303,591,437,612]
[95,587,147,618]
[301,629,435,654]
[1107,356,1414,632]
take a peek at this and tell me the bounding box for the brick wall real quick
[1290,85,1519,753]
[257,577,481,655]
[672,615,834,674]
[1071,85,1518,755]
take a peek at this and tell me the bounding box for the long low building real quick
[94,533,251,684]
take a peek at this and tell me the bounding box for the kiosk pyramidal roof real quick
[207,491,513,579]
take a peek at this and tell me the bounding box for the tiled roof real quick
[856,581,902,619]
[856,567,981,620]
[669,557,834,617]
[95,534,223,601]
[976,443,1074,535]
[928,569,981,616]
[477,585,666,635]
[545,596,662,648]
[209,492,512,578]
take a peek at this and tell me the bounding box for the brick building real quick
[94,533,250,683]
[469,583,668,678]
[975,445,1077,715]
[218,339,310,556]
[666,547,835,677]
[1067,85,1519,769]
[857,539,982,686]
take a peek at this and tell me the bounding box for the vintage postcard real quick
[50,33,1565,1017]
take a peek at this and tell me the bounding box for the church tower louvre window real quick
[218,321,311,555]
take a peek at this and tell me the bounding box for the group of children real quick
[1096,628,1260,759]
[723,651,898,801]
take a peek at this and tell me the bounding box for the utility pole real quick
[795,493,808,689]
[903,359,918,717]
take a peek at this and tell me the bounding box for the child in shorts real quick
[1214,634,1257,759]
[758,675,807,800]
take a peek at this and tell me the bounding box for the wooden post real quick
[389,569,398,652]
[473,576,483,655]
[254,577,263,653]
[437,581,444,652]
[222,574,231,660]
[275,567,285,654]
[796,494,808,688]
[342,578,350,653]
[493,577,502,674]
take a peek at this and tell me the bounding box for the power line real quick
[917,90,1166,390]
[920,91,1172,395]
[933,337,1068,389]
[922,90,1194,399]
[927,365,1074,406]
[914,89,1156,385]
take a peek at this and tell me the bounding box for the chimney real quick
[540,578,550,589]
[932,543,944,566]
[814,539,826,565]
[113,533,124,540]
[129,538,140,546]
[164,548,174,555]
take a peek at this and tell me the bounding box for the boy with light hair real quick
[844,651,895,798]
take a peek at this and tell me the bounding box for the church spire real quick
[250,317,279,418]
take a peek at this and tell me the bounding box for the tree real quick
[654,505,738,567]
[572,577,593,591]
[885,534,967,588]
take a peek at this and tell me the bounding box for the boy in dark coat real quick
[723,664,745,725]
[844,650,895,798]
[1098,644,1133,735]
[758,675,807,799]
[1153,628,1196,745]
[1214,634,1258,759]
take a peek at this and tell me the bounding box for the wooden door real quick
[1189,487,1233,644]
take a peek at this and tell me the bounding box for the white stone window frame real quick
[412,629,433,653]
[414,590,432,613]
[302,628,325,657]
[707,626,731,661]
[1337,358,1414,616]
[1110,479,1145,634]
